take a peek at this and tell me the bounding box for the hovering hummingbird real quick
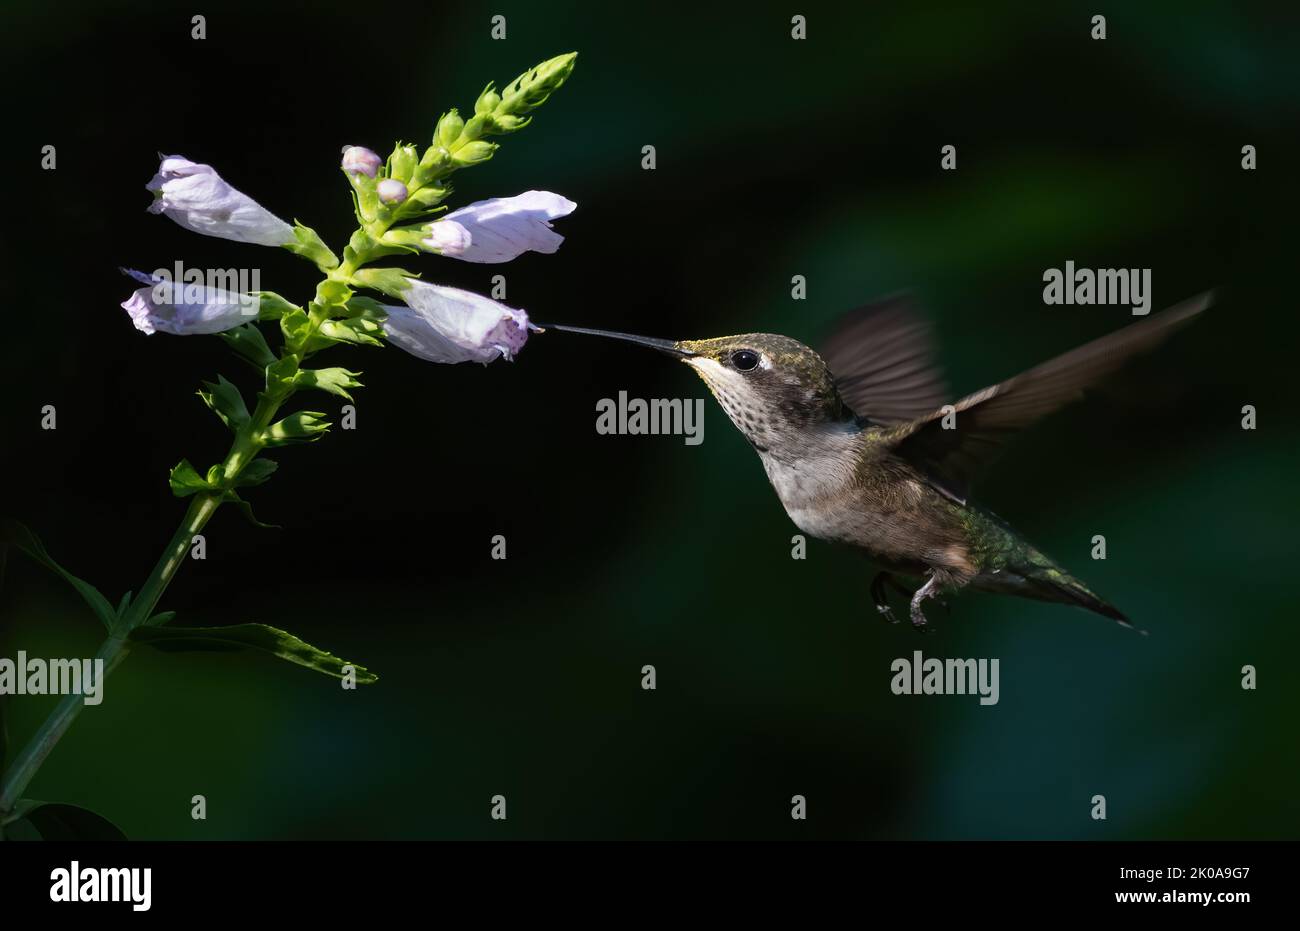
[545,292,1210,630]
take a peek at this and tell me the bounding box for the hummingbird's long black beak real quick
[537,324,696,357]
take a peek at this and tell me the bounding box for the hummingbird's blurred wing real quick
[884,292,1212,505]
[819,294,949,425]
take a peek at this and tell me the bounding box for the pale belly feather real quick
[759,449,972,574]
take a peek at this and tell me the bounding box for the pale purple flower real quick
[146,155,295,247]
[377,179,408,205]
[341,145,382,178]
[382,279,534,364]
[422,220,471,254]
[119,269,257,336]
[422,190,576,263]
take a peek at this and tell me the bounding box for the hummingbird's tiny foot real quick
[870,571,903,623]
[909,574,941,629]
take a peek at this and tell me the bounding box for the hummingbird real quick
[544,292,1210,630]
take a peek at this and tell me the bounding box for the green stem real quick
[0,210,366,822]
[0,492,225,815]
[0,345,299,818]
[126,493,222,628]
[0,636,130,816]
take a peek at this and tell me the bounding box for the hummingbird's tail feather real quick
[964,506,1143,631]
[1003,564,1149,637]
[1025,570,1144,634]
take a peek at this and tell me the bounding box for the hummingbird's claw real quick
[909,574,942,629]
[870,571,906,624]
[872,569,945,630]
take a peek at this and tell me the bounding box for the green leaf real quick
[263,411,330,446]
[0,520,116,631]
[265,355,300,395]
[475,83,502,116]
[388,143,419,183]
[317,317,385,348]
[116,590,133,619]
[169,459,214,498]
[1,801,126,840]
[235,459,278,487]
[129,624,378,684]
[284,220,339,271]
[280,307,312,346]
[1,799,41,827]
[369,236,421,257]
[345,166,380,222]
[296,367,363,401]
[219,323,277,370]
[315,279,352,307]
[254,291,300,321]
[378,225,430,250]
[459,113,489,142]
[198,374,250,431]
[351,267,418,300]
[145,610,177,627]
[222,490,280,530]
[450,139,497,168]
[408,186,451,210]
[343,295,389,319]
[435,109,463,148]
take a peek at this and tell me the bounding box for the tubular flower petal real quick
[146,155,295,247]
[421,190,575,263]
[119,269,258,335]
[381,279,534,364]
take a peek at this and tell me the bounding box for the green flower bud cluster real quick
[340,52,577,271]
[415,51,578,183]
[154,53,578,530]
[490,50,579,129]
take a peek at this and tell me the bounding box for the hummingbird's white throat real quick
[685,354,865,541]
[684,357,769,439]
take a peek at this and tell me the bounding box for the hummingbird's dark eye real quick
[731,349,760,371]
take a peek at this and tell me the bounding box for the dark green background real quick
[1,0,1296,839]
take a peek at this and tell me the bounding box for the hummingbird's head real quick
[540,324,850,452]
[676,333,850,449]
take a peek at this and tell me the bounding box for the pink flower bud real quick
[341,145,382,178]
[377,179,408,205]
[422,220,472,256]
